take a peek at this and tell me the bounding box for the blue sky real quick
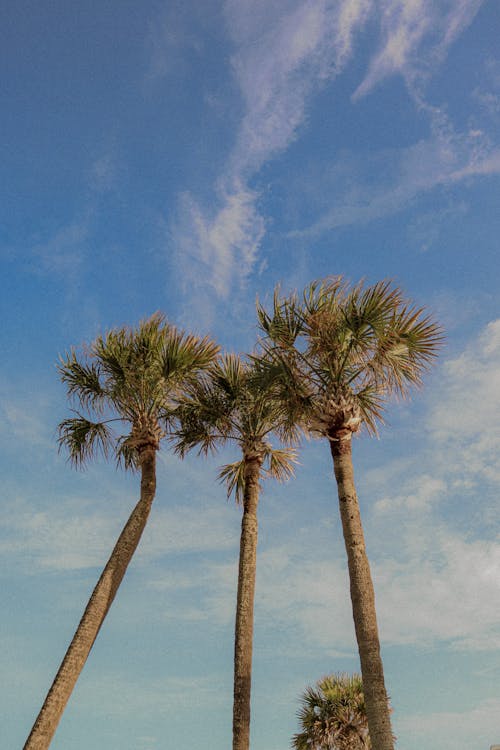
[2,1,500,748]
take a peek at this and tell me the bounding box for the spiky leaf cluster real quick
[173,353,298,503]
[58,313,219,469]
[293,673,370,750]
[257,278,443,437]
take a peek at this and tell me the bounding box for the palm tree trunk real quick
[24,448,157,750]
[233,456,261,750]
[329,436,394,750]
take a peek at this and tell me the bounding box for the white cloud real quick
[374,474,447,513]
[227,0,372,174]
[170,0,373,311]
[363,319,500,651]
[427,318,500,485]
[1,495,238,572]
[150,541,356,653]
[374,527,500,649]
[0,499,122,570]
[173,182,265,302]
[397,697,500,750]
[353,0,484,99]
[144,504,500,654]
[167,1,487,313]
[290,119,500,238]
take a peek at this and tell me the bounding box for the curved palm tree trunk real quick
[233,456,262,750]
[329,436,394,750]
[24,448,157,750]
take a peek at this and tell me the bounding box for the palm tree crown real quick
[293,673,370,750]
[256,277,442,439]
[173,352,298,498]
[59,312,219,467]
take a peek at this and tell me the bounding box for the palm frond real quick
[211,353,247,399]
[256,287,303,347]
[58,351,106,412]
[367,304,444,397]
[218,459,247,504]
[115,435,141,472]
[263,446,298,482]
[163,328,220,382]
[57,415,114,467]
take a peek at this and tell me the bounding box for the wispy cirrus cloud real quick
[226,0,372,175]
[290,123,500,239]
[172,0,372,308]
[169,0,487,312]
[353,0,484,99]
[173,181,265,305]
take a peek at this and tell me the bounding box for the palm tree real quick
[24,313,218,750]
[173,353,298,750]
[293,673,370,750]
[257,278,442,750]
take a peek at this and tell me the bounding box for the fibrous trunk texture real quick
[24,449,157,750]
[232,457,261,750]
[330,437,394,750]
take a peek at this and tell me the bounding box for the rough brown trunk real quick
[24,448,157,750]
[232,457,261,750]
[329,436,394,750]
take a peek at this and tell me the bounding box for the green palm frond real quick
[263,446,298,482]
[173,402,225,457]
[256,288,303,347]
[163,328,220,382]
[58,351,107,412]
[172,367,236,456]
[367,304,444,397]
[212,352,247,398]
[58,416,114,467]
[218,459,247,504]
[250,349,314,429]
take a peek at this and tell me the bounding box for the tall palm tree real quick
[257,278,442,750]
[24,313,218,750]
[173,353,298,750]
[293,673,370,750]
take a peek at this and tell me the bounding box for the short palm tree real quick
[293,673,370,750]
[173,353,298,750]
[257,278,442,750]
[24,313,219,750]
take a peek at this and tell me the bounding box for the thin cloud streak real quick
[170,0,486,310]
[172,0,372,306]
[290,130,500,239]
[353,0,484,99]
